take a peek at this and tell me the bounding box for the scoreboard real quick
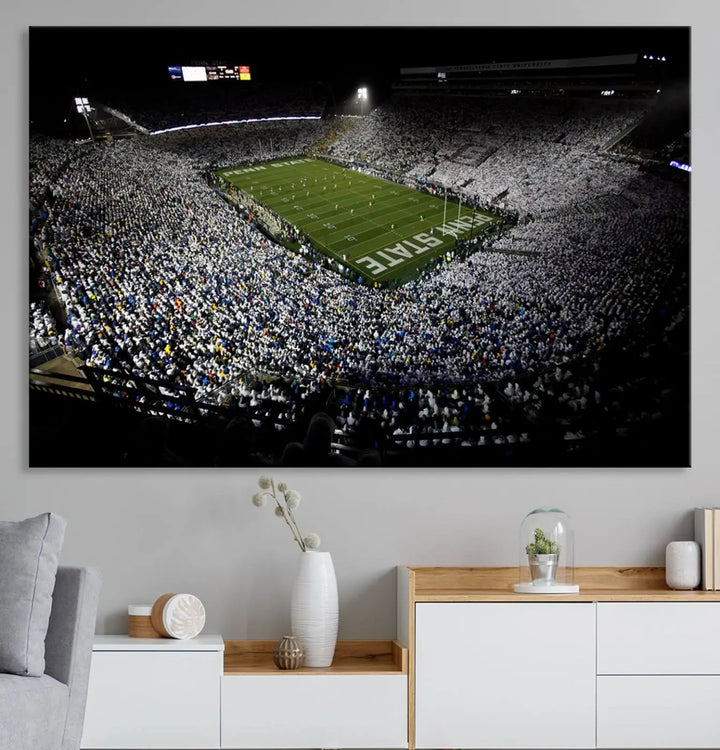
[168,64,251,82]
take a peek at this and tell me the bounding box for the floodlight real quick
[74,95,95,142]
[357,86,369,116]
[649,55,654,60]
[75,96,92,114]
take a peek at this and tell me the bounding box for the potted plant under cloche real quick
[525,528,561,585]
[514,507,578,594]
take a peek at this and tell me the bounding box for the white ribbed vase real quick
[290,550,338,667]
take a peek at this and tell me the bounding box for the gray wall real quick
[6,1,719,641]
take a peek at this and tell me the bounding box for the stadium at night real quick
[28,26,690,467]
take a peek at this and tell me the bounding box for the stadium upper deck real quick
[395,52,678,98]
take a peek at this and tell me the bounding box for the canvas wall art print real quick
[28,26,690,467]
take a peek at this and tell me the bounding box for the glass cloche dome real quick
[514,507,579,594]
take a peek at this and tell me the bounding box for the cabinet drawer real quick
[221,674,407,748]
[597,603,720,674]
[81,650,222,748]
[597,675,720,748]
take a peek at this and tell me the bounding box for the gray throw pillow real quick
[0,513,66,676]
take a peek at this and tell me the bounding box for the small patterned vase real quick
[272,635,305,670]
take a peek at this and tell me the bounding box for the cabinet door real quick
[415,602,595,749]
[81,650,222,748]
[222,674,407,748]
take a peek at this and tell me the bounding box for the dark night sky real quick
[29,25,689,122]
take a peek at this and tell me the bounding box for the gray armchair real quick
[0,566,101,750]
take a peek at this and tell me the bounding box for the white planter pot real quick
[290,550,338,667]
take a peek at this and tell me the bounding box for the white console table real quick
[398,566,720,750]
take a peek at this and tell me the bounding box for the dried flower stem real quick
[252,476,320,552]
[269,479,306,552]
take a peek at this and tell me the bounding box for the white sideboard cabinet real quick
[399,566,720,750]
[81,569,720,750]
[80,634,224,749]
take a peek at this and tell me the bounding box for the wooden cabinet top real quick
[402,566,720,602]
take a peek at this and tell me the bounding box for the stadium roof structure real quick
[400,53,640,75]
[395,52,674,98]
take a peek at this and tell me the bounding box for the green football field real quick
[216,157,499,285]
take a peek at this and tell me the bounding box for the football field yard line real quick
[283,191,412,231]
[261,175,450,258]
[307,209,444,262]
[301,194,439,252]
[285,185,476,260]
[216,158,500,284]
[321,204,489,265]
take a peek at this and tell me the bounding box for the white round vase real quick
[291,550,338,667]
[665,540,701,590]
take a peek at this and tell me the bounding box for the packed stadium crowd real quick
[29,301,62,354]
[149,119,335,169]
[28,95,688,462]
[326,97,649,215]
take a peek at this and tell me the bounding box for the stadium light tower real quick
[357,86,368,116]
[74,97,95,142]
